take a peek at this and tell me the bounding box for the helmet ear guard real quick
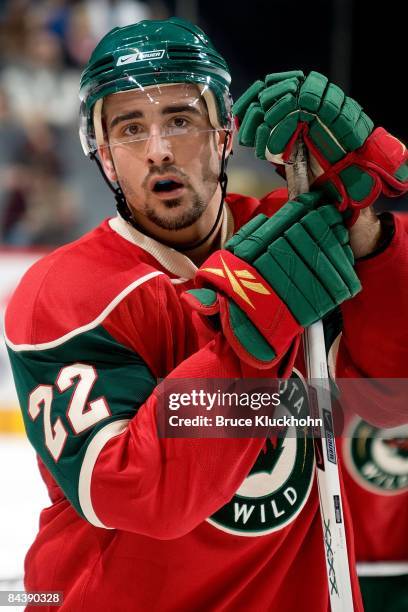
[198,84,233,131]
[93,99,105,152]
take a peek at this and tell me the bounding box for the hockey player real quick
[5,17,408,612]
[326,323,408,612]
[326,203,408,611]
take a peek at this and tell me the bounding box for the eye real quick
[124,123,143,137]
[169,117,189,129]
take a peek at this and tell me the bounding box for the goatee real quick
[144,195,207,230]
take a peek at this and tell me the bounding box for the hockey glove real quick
[233,71,408,223]
[184,192,361,368]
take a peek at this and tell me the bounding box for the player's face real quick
[100,84,227,231]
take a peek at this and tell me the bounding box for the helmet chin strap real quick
[90,131,231,252]
[89,151,134,224]
[177,131,230,252]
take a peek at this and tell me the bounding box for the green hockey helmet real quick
[79,17,233,156]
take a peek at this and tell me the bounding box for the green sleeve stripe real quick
[6,324,156,521]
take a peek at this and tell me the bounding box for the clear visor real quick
[80,78,232,156]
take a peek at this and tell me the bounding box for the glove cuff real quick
[312,128,408,223]
[219,295,301,370]
[196,250,303,357]
[356,127,408,191]
[183,287,300,370]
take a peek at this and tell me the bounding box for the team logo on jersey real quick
[207,370,315,536]
[116,50,165,66]
[344,418,408,495]
[201,257,271,308]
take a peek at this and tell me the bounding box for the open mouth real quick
[148,175,187,201]
[152,178,184,193]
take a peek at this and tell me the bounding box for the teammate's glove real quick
[184,192,361,368]
[233,71,408,223]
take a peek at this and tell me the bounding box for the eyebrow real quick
[110,110,143,130]
[109,104,202,129]
[161,104,202,116]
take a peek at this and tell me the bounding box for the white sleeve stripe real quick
[328,332,342,381]
[78,418,130,529]
[357,562,408,577]
[4,271,163,352]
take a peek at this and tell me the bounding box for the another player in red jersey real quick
[5,17,408,612]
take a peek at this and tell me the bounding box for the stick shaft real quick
[286,140,354,612]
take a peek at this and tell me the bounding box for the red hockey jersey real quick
[336,213,408,577]
[5,191,408,611]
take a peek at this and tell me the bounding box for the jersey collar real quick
[109,203,234,280]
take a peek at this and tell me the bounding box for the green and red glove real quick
[233,71,408,223]
[183,192,360,369]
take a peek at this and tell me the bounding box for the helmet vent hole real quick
[90,56,114,77]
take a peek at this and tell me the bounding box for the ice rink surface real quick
[0,435,49,610]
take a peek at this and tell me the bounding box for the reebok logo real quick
[202,256,271,309]
[116,50,165,66]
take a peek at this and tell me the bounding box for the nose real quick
[145,131,174,166]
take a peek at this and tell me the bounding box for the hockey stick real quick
[285,140,354,612]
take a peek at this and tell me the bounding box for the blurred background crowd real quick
[0,0,170,247]
[0,0,406,249]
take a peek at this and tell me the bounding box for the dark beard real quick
[144,194,207,230]
[121,155,219,232]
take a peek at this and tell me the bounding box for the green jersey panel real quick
[7,325,156,520]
